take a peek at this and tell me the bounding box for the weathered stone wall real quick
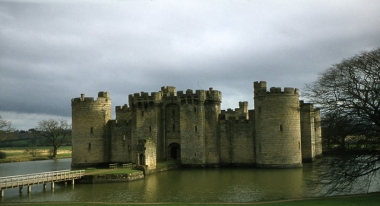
[129,92,162,164]
[314,108,323,157]
[179,90,206,166]
[108,120,132,163]
[72,82,321,168]
[219,119,255,165]
[300,102,315,162]
[71,92,111,167]
[137,138,156,169]
[204,100,221,165]
[204,88,222,166]
[115,104,132,122]
[254,82,302,168]
[78,171,144,184]
[164,103,181,160]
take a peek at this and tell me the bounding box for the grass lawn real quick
[0,146,71,163]
[0,193,379,206]
[84,167,140,175]
[83,160,178,175]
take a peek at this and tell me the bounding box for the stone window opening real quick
[141,111,144,116]
[195,125,198,132]
[194,107,197,113]
[172,123,175,132]
[259,143,261,153]
[149,126,152,132]
[279,124,283,132]
[88,143,91,150]
[90,127,94,134]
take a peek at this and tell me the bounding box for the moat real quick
[1,158,379,203]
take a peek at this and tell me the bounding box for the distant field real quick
[0,146,71,163]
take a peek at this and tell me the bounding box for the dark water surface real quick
[0,159,378,203]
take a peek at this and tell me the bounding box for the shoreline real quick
[78,162,180,184]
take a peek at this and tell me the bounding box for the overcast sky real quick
[1,0,380,130]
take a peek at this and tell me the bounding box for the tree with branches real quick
[0,115,15,142]
[36,119,71,159]
[305,48,380,195]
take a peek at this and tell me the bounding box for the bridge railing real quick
[0,170,85,189]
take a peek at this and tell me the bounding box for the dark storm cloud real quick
[1,0,380,129]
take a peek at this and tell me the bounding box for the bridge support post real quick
[1,189,4,197]
[51,182,54,189]
[43,183,47,190]
[71,179,75,185]
[27,186,32,194]
[19,186,23,194]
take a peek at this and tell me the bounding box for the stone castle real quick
[71,81,322,169]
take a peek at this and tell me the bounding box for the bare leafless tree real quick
[304,48,380,195]
[306,48,380,134]
[37,119,71,159]
[0,115,15,142]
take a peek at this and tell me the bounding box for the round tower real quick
[254,81,302,168]
[71,92,111,167]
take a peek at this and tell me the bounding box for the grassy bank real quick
[0,192,379,205]
[83,160,178,175]
[0,146,71,163]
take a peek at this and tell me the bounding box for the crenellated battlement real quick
[161,86,176,96]
[268,87,299,95]
[71,92,110,105]
[115,104,131,112]
[254,81,299,96]
[219,101,249,120]
[205,87,222,102]
[108,119,130,127]
[175,89,207,102]
[128,91,163,106]
[175,87,222,103]
[127,86,222,107]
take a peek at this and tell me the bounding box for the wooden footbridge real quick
[0,170,85,197]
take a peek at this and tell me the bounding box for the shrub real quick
[0,151,6,159]
[24,149,41,157]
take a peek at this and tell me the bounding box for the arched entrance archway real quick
[168,143,180,160]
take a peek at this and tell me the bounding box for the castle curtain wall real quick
[219,120,255,165]
[71,82,321,168]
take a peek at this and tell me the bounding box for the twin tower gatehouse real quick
[71,81,322,168]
